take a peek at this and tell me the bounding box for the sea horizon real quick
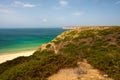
[0,28,65,54]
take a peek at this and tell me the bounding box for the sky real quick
[0,0,120,28]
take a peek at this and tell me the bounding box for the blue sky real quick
[0,0,120,28]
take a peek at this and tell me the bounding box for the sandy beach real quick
[0,50,35,64]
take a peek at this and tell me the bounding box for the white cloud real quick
[72,12,84,16]
[23,3,35,7]
[12,1,36,8]
[115,1,120,4]
[14,1,22,5]
[59,0,68,7]
[53,0,69,10]
[42,18,48,22]
[0,9,14,14]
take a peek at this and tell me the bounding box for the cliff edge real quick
[0,26,120,80]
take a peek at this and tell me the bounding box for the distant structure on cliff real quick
[62,26,76,29]
[62,26,114,30]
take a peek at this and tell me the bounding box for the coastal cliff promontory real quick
[0,26,120,80]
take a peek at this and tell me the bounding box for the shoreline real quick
[0,50,36,64]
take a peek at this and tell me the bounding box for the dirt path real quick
[48,59,113,80]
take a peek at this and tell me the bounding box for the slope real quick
[0,26,120,80]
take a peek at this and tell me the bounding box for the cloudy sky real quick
[0,0,120,28]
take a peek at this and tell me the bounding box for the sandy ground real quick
[0,50,35,64]
[48,60,113,80]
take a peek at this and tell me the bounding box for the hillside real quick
[0,26,120,80]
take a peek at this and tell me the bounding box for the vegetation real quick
[46,44,51,48]
[0,26,120,80]
[52,37,62,44]
[58,26,120,80]
[0,50,77,80]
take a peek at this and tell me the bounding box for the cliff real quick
[0,26,120,80]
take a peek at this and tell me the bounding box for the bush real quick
[0,50,77,80]
[46,44,51,48]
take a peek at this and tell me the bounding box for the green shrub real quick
[78,30,95,38]
[0,56,33,75]
[0,50,77,80]
[46,44,51,48]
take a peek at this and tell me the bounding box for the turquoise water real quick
[0,28,65,54]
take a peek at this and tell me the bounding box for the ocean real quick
[0,28,65,54]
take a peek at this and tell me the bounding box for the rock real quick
[103,75,108,78]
